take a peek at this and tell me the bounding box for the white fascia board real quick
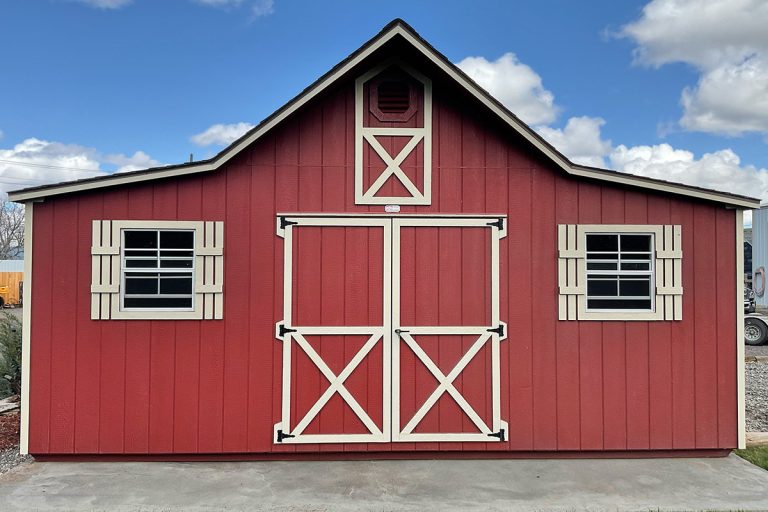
[7,24,761,209]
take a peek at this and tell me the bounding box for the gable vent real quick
[377,81,411,114]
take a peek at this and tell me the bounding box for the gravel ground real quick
[746,362,768,432]
[746,343,768,357]
[0,447,31,476]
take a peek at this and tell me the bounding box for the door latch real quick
[394,329,410,336]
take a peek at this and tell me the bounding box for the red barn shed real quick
[11,20,758,459]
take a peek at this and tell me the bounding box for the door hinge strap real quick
[280,217,299,230]
[487,428,506,441]
[486,218,504,230]
[487,324,505,337]
[276,430,295,443]
[278,324,297,338]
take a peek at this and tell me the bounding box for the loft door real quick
[274,215,506,445]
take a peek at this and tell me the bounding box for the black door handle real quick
[394,329,409,335]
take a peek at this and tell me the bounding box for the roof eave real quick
[8,19,761,210]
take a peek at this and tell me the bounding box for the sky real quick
[1,0,767,223]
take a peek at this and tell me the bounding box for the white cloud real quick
[534,115,768,199]
[192,0,273,16]
[192,0,244,6]
[0,138,161,197]
[609,144,768,198]
[251,0,273,17]
[456,53,558,125]
[455,44,768,200]
[0,138,105,195]
[536,117,612,168]
[621,0,768,136]
[104,150,162,173]
[74,0,133,8]
[190,122,254,147]
[680,56,768,135]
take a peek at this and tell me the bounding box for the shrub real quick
[0,312,21,399]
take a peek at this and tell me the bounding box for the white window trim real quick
[91,220,224,320]
[584,231,656,314]
[558,224,683,321]
[119,228,196,314]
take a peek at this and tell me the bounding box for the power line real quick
[0,158,106,174]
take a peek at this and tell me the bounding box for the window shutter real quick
[195,221,224,320]
[557,224,583,320]
[557,223,683,321]
[90,220,120,320]
[655,224,683,320]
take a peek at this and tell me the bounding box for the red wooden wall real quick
[27,60,738,455]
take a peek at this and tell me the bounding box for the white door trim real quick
[390,217,507,443]
[274,216,391,444]
[274,214,507,445]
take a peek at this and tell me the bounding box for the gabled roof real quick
[8,19,760,208]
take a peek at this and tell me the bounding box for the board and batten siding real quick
[27,76,738,455]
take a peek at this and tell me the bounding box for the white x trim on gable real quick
[355,59,433,206]
[362,130,425,201]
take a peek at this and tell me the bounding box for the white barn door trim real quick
[274,216,392,444]
[274,214,507,444]
[391,217,508,443]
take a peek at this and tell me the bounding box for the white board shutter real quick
[91,220,224,320]
[195,221,224,320]
[90,220,120,320]
[655,224,683,320]
[557,224,583,320]
[557,224,683,321]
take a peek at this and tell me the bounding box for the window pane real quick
[160,276,193,295]
[586,234,618,252]
[125,259,158,268]
[587,278,618,296]
[588,298,652,310]
[125,277,158,295]
[619,278,651,297]
[586,252,618,260]
[623,252,651,260]
[587,262,618,271]
[160,259,193,269]
[125,250,157,258]
[621,262,651,271]
[160,250,193,258]
[123,297,193,309]
[125,230,157,249]
[161,231,194,249]
[620,234,651,252]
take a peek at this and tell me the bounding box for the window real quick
[557,224,682,321]
[122,229,195,310]
[585,233,653,311]
[91,220,224,320]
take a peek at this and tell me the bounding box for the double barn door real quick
[274,215,507,445]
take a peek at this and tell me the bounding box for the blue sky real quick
[1,0,767,208]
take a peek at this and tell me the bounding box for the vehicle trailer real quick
[745,314,768,345]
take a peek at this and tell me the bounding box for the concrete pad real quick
[2,454,768,511]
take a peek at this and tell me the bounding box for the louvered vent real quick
[377,81,411,114]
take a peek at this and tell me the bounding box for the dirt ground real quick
[0,412,19,451]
